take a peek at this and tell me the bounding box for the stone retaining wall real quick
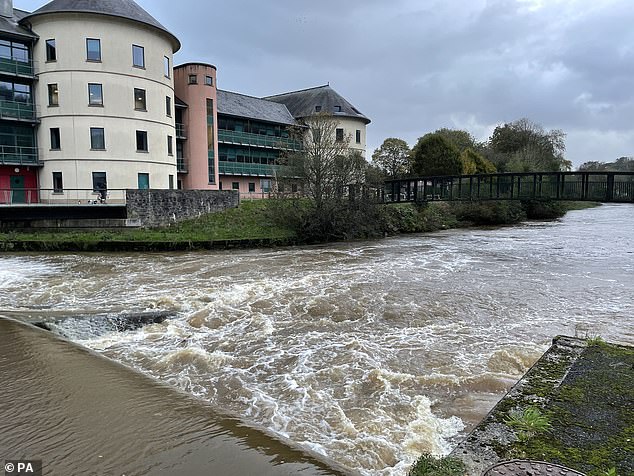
[126,190,239,227]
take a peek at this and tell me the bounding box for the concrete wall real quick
[126,189,239,227]
[335,116,368,158]
[31,13,178,192]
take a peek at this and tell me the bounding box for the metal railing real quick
[218,161,281,177]
[0,99,37,121]
[0,188,127,205]
[176,157,188,173]
[0,56,36,77]
[218,129,302,151]
[176,123,187,139]
[0,146,39,165]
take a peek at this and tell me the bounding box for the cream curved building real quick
[23,0,180,202]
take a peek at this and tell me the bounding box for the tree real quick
[286,112,366,209]
[487,118,571,172]
[433,128,480,153]
[371,138,411,178]
[411,134,462,176]
[460,148,497,175]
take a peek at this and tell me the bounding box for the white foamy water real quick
[1,204,633,475]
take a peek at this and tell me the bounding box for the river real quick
[1,204,633,475]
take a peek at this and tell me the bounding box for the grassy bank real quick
[0,199,600,252]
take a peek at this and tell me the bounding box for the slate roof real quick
[0,9,37,39]
[21,0,180,51]
[217,90,298,126]
[264,85,371,125]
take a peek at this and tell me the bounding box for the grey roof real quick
[264,85,371,125]
[217,90,298,126]
[0,9,37,39]
[21,0,180,51]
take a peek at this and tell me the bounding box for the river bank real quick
[0,199,600,252]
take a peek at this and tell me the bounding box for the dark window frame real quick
[45,39,56,62]
[205,75,213,86]
[47,83,59,107]
[164,56,170,78]
[88,83,103,106]
[232,182,240,191]
[86,38,101,62]
[188,74,197,85]
[90,127,105,150]
[50,127,61,150]
[136,130,148,152]
[134,88,147,111]
[52,171,63,193]
[335,128,344,142]
[132,44,145,68]
[167,135,173,156]
[356,129,361,144]
[166,96,172,116]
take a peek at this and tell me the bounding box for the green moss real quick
[408,454,465,476]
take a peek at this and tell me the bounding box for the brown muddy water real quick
[1,204,633,475]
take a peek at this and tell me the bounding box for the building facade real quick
[0,0,370,204]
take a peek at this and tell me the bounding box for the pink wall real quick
[219,175,273,199]
[174,63,218,190]
[0,166,39,204]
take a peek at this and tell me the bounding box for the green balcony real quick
[0,146,39,166]
[218,129,302,151]
[176,123,187,139]
[0,57,34,77]
[218,161,282,177]
[0,100,36,122]
[177,157,188,173]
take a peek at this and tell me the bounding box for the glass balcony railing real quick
[218,129,302,151]
[177,157,188,173]
[176,123,187,139]
[0,100,36,121]
[0,56,35,77]
[218,161,281,177]
[0,146,39,165]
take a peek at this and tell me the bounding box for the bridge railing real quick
[384,172,634,204]
[0,188,128,205]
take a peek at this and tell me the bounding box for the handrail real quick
[0,55,37,76]
[218,129,302,150]
[0,146,39,165]
[0,188,129,205]
[0,99,37,121]
[218,161,281,177]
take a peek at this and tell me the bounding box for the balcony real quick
[176,123,187,139]
[218,129,302,151]
[218,161,281,177]
[0,146,39,166]
[177,157,188,173]
[0,100,37,122]
[0,56,35,78]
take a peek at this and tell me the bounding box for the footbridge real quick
[384,172,634,204]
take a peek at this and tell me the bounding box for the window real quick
[136,130,148,152]
[132,45,145,68]
[336,128,344,142]
[334,105,342,113]
[0,81,32,103]
[261,179,272,193]
[134,88,146,111]
[52,172,63,193]
[90,128,105,150]
[92,172,107,193]
[164,56,170,78]
[50,128,61,150]
[88,83,103,106]
[188,74,197,85]
[86,38,101,61]
[48,84,58,106]
[356,130,361,144]
[166,96,172,116]
[248,182,255,193]
[0,40,29,63]
[167,135,173,155]
[46,39,56,62]
[292,184,298,193]
[138,173,150,190]
[232,182,240,191]
[219,181,223,190]
[315,106,322,112]
[205,75,213,86]
[169,175,174,190]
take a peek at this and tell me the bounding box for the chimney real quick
[0,0,13,18]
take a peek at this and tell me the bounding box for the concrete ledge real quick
[451,336,634,476]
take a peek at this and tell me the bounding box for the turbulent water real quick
[1,204,633,475]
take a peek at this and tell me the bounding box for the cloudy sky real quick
[17,0,634,167]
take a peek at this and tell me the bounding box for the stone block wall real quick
[126,190,239,227]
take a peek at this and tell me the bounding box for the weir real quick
[384,172,634,204]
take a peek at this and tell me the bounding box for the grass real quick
[504,406,552,442]
[408,454,465,476]
[0,200,297,247]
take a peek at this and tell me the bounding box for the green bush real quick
[450,201,526,225]
[408,454,465,476]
